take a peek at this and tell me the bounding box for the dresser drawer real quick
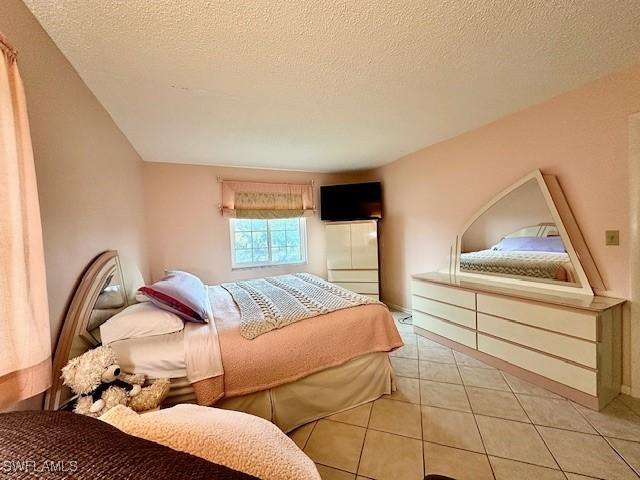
[328,270,378,283]
[477,294,597,341]
[477,313,596,368]
[478,333,597,395]
[413,311,476,348]
[412,281,475,310]
[334,282,379,294]
[413,296,476,329]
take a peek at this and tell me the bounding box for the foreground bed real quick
[1,406,320,480]
[0,410,257,479]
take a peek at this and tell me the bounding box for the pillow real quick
[138,271,209,323]
[491,236,566,253]
[100,302,184,345]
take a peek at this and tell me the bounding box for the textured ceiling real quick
[24,1,640,172]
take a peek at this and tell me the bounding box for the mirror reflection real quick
[77,269,127,349]
[460,179,579,286]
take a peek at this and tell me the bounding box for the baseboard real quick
[621,384,633,396]
[384,301,411,313]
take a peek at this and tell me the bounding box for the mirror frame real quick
[44,250,127,410]
[452,170,599,296]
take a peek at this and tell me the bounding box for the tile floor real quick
[288,315,640,480]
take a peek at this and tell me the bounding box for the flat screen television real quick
[320,182,382,221]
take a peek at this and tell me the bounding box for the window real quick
[230,218,307,268]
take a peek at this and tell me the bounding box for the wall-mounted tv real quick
[320,182,382,221]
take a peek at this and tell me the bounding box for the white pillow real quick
[100,302,184,345]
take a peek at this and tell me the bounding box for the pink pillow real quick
[138,271,210,323]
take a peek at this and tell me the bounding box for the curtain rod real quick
[0,32,17,60]
[216,176,314,186]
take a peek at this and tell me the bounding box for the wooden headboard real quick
[44,251,129,410]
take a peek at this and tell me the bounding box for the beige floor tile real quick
[608,437,640,472]
[453,350,495,369]
[538,426,638,479]
[419,360,462,384]
[502,372,561,398]
[619,393,640,417]
[459,366,510,391]
[466,386,529,422]
[395,322,414,332]
[420,379,471,412]
[358,430,424,480]
[401,331,417,345]
[316,464,356,480]
[384,376,420,404]
[517,394,596,434]
[389,342,418,359]
[564,474,601,479]
[574,398,640,442]
[289,421,316,449]
[475,415,556,467]
[417,335,449,350]
[304,420,366,473]
[424,442,493,480]
[392,315,413,333]
[368,399,422,439]
[390,357,419,378]
[422,405,485,453]
[328,403,373,427]
[489,456,565,480]
[418,345,455,364]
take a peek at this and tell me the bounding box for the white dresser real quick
[412,272,625,410]
[326,220,379,300]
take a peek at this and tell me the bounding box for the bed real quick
[46,251,402,433]
[460,249,576,282]
[0,410,257,479]
[0,406,321,479]
[459,227,577,283]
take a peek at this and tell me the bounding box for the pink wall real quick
[374,64,640,309]
[142,163,367,285]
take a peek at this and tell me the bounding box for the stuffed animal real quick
[61,345,170,417]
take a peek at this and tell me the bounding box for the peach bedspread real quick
[191,286,402,405]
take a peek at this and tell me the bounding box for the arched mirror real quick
[454,170,602,296]
[45,251,128,410]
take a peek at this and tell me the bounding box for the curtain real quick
[0,33,51,409]
[220,180,315,219]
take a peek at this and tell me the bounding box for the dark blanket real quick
[0,410,258,479]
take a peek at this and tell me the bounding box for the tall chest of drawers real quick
[412,272,625,410]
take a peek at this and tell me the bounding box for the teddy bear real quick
[61,345,171,417]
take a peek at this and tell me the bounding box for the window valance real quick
[219,179,315,219]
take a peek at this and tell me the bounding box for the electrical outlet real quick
[605,230,620,246]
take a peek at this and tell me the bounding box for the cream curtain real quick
[220,180,315,219]
[0,33,51,409]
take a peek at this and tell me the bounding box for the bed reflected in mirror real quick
[460,178,580,287]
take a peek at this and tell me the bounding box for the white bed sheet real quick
[110,331,187,379]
